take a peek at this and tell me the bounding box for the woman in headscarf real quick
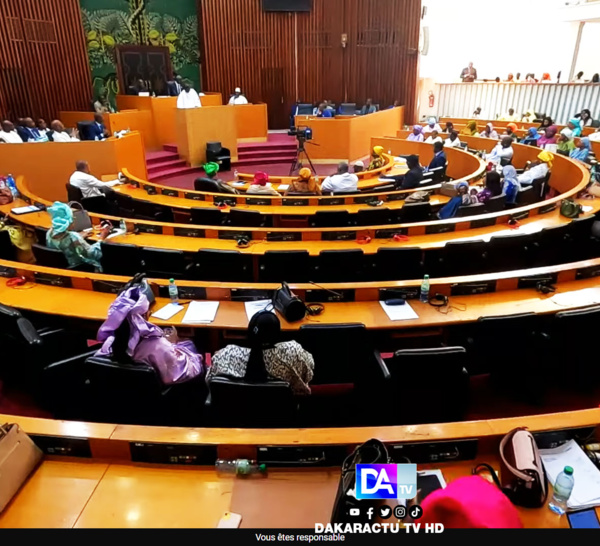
[570,137,592,162]
[423,117,442,134]
[480,123,499,139]
[521,127,541,146]
[504,122,519,142]
[198,162,239,194]
[542,73,552,82]
[368,145,386,169]
[557,128,576,156]
[208,310,314,395]
[460,120,479,137]
[437,182,470,219]
[521,109,536,123]
[538,116,554,131]
[285,167,321,195]
[407,125,424,142]
[247,171,280,196]
[568,118,583,137]
[95,285,204,385]
[517,151,554,186]
[477,171,502,204]
[538,125,558,148]
[502,165,520,205]
[46,202,108,271]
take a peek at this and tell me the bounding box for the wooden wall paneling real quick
[0,0,92,123]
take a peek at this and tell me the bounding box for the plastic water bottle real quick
[119,219,127,233]
[233,169,239,179]
[215,459,267,478]
[6,174,18,198]
[548,466,574,515]
[420,274,430,303]
[168,278,179,304]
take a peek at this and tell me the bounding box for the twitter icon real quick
[378,505,392,520]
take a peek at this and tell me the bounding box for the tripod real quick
[289,137,317,176]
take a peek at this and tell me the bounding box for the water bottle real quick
[233,169,239,180]
[215,459,267,478]
[420,274,430,303]
[168,278,179,304]
[548,466,574,515]
[119,219,127,233]
[6,174,18,198]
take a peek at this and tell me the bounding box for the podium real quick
[176,107,238,167]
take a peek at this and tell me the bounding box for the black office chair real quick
[383,347,470,425]
[309,210,351,228]
[100,242,142,276]
[114,192,135,217]
[206,142,231,172]
[536,224,570,267]
[141,248,187,279]
[194,178,237,195]
[189,208,225,226]
[77,121,95,141]
[355,208,393,227]
[398,202,431,223]
[186,249,253,282]
[65,183,84,202]
[439,240,488,277]
[339,103,357,116]
[567,215,598,262]
[32,243,70,269]
[487,232,539,272]
[456,203,485,217]
[369,247,424,281]
[370,184,396,194]
[258,251,311,283]
[315,250,364,282]
[0,230,15,260]
[515,186,536,206]
[205,377,297,428]
[484,194,507,213]
[228,209,268,228]
[296,103,315,116]
[132,200,174,223]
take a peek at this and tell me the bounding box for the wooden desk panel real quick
[234,103,268,141]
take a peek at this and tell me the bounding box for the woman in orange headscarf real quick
[247,171,280,196]
[285,168,321,195]
[504,122,519,142]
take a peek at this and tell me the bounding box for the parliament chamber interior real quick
[2,0,600,535]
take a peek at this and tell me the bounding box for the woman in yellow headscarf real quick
[285,167,321,195]
[460,120,479,137]
[368,146,385,170]
[517,151,554,186]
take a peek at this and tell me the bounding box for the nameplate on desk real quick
[161,188,179,197]
[33,272,72,288]
[129,180,140,188]
[93,280,126,294]
[517,273,557,289]
[218,230,252,241]
[174,227,205,238]
[266,232,302,242]
[136,224,163,234]
[375,228,408,239]
[354,195,381,205]
[451,281,496,296]
[141,184,154,192]
[129,442,217,465]
[322,231,357,241]
[538,203,557,215]
[214,198,238,207]
[257,446,347,467]
[533,427,596,449]
[426,224,456,235]
[29,435,92,458]
[0,266,17,278]
[184,192,205,201]
[471,217,496,229]
[319,198,344,206]
[283,198,309,207]
[379,288,420,301]
[231,289,274,302]
[245,198,271,206]
[576,265,600,280]
[305,289,354,303]
[390,439,478,464]
[511,210,530,221]
[158,285,207,301]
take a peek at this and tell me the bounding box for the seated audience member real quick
[505,73,514,83]
[316,103,333,118]
[480,123,499,139]
[502,165,520,205]
[46,201,107,271]
[407,125,425,142]
[388,100,401,109]
[321,162,359,193]
[500,108,519,122]
[286,167,321,195]
[514,72,522,82]
[445,131,462,148]
[538,116,554,131]
[517,151,553,186]
[468,188,479,204]
[438,182,470,219]
[427,141,447,171]
[541,72,552,82]
[593,74,600,83]
[418,476,522,529]
[247,171,280,196]
[368,146,385,170]
[538,125,558,148]
[578,109,594,128]
[50,120,79,142]
[207,310,314,395]
[472,107,484,119]
[127,79,148,96]
[477,171,502,204]
[90,113,108,141]
[572,71,584,83]
[570,137,591,162]
[525,73,537,83]
[353,160,365,174]
[423,117,442,134]
[69,160,124,198]
[177,80,202,109]
[557,129,576,155]
[94,93,115,114]
[568,118,582,137]
[485,136,514,165]
[521,109,536,123]
[17,118,42,142]
[229,87,249,105]
[167,74,183,97]
[391,155,423,190]
[360,98,377,115]
[503,123,519,142]
[444,122,455,134]
[198,162,238,194]
[324,100,336,113]
[96,286,204,385]
[460,120,479,137]
[37,119,50,136]
[0,121,24,143]
[521,127,541,146]
[425,130,443,144]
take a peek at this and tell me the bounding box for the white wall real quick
[419,0,600,82]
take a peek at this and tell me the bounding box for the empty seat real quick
[536,224,570,266]
[133,200,174,223]
[186,249,253,282]
[206,142,231,172]
[32,243,70,269]
[567,215,598,261]
[258,251,311,283]
[456,203,485,217]
[439,240,488,277]
[114,192,135,217]
[487,232,539,272]
[355,208,393,227]
[370,248,424,281]
[339,103,357,116]
[515,186,535,206]
[100,242,142,276]
[484,194,507,213]
[315,250,364,282]
[309,210,351,228]
[398,202,431,223]
[141,248,187,279]
[190,207,225,226]
[229,208,268,228]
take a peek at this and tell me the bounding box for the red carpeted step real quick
[146,150,180,165]
[149,166,203,181]
[233,156,297,167]
[148,158,188,175]
[238,143,297,153]
[163,143,178,154]
[238,149,298,160]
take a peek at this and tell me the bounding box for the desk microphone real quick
[308,281,344,301]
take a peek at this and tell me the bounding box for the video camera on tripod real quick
[288,126,313,142]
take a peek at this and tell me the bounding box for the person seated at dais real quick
[285,167,321,195]
[368,146,385,170]
[0,120,24,143]
[229,87,249,105]
[50,120,79,142]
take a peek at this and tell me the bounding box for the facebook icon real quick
[356,464,417,500]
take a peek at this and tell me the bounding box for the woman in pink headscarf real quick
[407,125,424,142]
[247,171,280,196]
[538,125,558,148]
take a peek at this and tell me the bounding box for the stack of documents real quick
[245,300,274,321]
[379,301,419,321]
[540,440,600,510]
[151,301,220,324]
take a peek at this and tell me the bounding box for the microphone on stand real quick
[308,281,344,301]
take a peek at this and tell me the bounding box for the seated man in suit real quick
[17,118,42,142]
[195,162,238,194]
[167,74,183,97]
[427,141,447,171]
[90,114,108,141]
[316,103,333,118]
[321,162,359,193]
[360,98,377,115]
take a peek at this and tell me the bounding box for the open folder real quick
[181,301,220,324]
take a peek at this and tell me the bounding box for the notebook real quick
[151,303,184,321]
[181,301,220,324]
[379,301,419,321]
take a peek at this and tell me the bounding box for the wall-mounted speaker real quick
[420,26,430,56]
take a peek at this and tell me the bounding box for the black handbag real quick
[120,272,156,307]
[272,282,306,322]
[331,439,392,524]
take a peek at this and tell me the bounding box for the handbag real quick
[0,423,43,513]
[272,282,306,322]
[68,201,92,231]
[405,190,431,203]
[560,198,583,219]
[120,272,156,307]
[474,427,548,508]
[331,439,392,523]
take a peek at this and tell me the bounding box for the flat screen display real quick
[262,0,312,12]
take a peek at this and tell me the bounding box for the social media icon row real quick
[348,505,422,520]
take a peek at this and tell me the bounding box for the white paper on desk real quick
[550,288,600,307]
[245,300,274,321]
[540,440,600,510]
[582,206,594,213]
[151,303,184,321]
[105,228,126,240]
[182,301,220,324]
[232,182,245,187]
[379,301,419,321]
[277,184,290,191]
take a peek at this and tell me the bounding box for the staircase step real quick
[233,156,297,167]
[149,166,202,181]
[163,144,178,154]
[238,143,297,153]
[238,149,298,160]
[146,150,180,165]
[148,159,188,174]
